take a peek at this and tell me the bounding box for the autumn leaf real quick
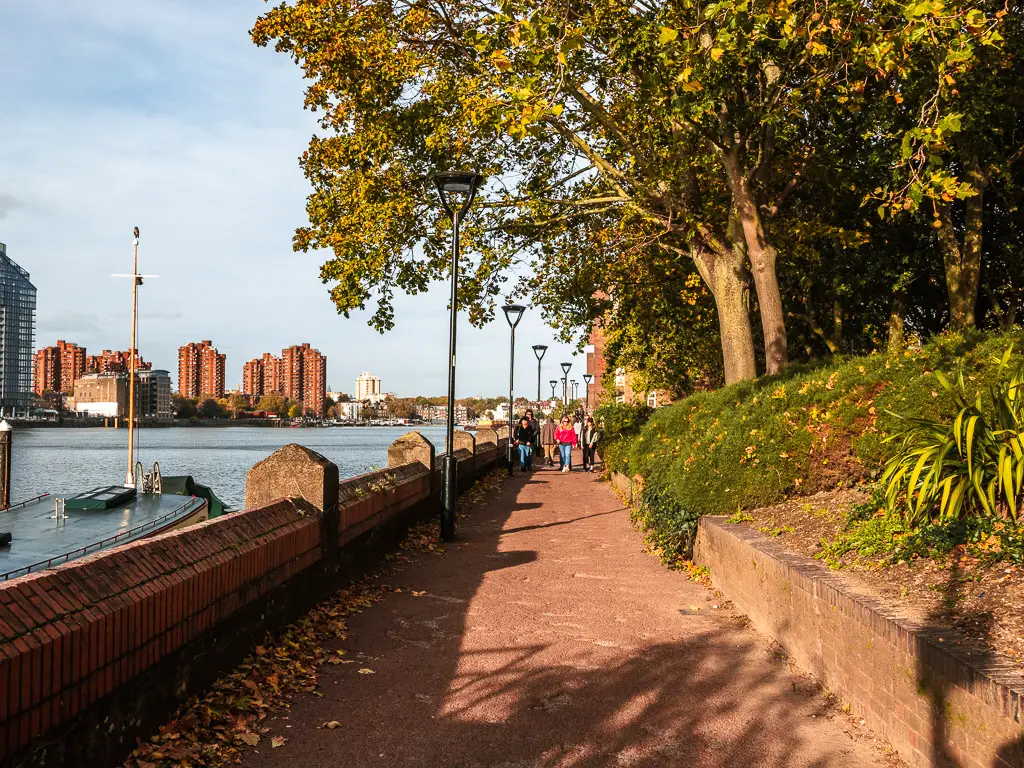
[271,736,287,748]
[320,721,342,729]
[358,668,376,675]
[659,26,678,44]
[240,733,260,746]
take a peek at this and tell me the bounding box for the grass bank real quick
[601,329,1024,560]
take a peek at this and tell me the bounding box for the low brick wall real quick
[694,516,1024,768]
[0,431,497,768]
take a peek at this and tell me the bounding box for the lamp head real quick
[583,373,593,384]
[549,379,558,387]
[532,344,547,360]
[432,171,483,218]
[560,361,572,375]
[502,303,526,329]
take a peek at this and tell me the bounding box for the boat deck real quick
[0,490,207,581]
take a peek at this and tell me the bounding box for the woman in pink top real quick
[554,416,577,472]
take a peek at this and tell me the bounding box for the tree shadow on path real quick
[240,468,893,768]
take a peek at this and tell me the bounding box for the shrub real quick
[882,347,1024,527]
[594,401,653,438]
[632,479,701,565]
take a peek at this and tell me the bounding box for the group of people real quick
[512,409,603,473]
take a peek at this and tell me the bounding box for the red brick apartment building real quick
[241,343,326,417]
[178,340,226,399]
[86,349,151,375]
[33,340,88,395]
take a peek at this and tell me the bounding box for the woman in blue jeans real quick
[512,417,534,471]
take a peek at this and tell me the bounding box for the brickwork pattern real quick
[0,434,501,766]
[693,516,1024,768]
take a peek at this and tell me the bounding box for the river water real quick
[8,426,446,509]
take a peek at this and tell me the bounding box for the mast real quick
[125,227,140,488]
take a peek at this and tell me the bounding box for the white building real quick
[491,402,511,423]
[335,401,364,421]
[354,371,383,403]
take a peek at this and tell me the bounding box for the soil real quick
[734,490,1024,666]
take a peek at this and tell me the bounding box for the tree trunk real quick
[693,245,757,384]
[933,160,985,332]
[887,294,905,354]
[727,162,789,374]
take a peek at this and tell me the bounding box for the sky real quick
[0,1,587,399]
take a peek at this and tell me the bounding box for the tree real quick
[198,398,225,419]
[288,403,304,418]
[172,394,198,419]
[257,392,287,415]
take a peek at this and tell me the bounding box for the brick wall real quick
[693,516,1024,768]
[0,431,499,768]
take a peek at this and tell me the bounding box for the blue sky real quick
[0,1,586,398]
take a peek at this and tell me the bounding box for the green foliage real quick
[882,346,1024,525]
[594,401,653,438]
[198,398,225,419]
[609,330,1024,559]
[631,480,701,566]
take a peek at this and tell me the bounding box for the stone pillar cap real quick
[0,420,12,432]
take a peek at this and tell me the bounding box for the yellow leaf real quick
[271,736,287,748]
[710,47,723,61]
[240,733,260,747]
[358,668,376,674]
[320,721,342,729]
[659,26,678,44]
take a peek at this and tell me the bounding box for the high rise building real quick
[261,352,282,395]
[33,340,87,396]
[177,340,226,399]
[302,345,327,418]
[0,243,37,413]
[355,371,382,403]
[242,358,264,398]
[281,344,305,403]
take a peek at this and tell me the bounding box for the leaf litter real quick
[121,469,506,767]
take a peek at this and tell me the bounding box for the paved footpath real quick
[241,463,899,768]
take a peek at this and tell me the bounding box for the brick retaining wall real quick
[693,515,1024,768]
[0,431,495,768]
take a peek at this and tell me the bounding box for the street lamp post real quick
[532,345,547,402]
[560,362,571,404]
[432,170,483,542]
[549,380,558,400]
[571,380,578,407]
[582,373,593,414]
[503,305,526,476]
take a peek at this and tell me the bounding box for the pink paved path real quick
[240,465,898,767]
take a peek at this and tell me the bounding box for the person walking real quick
[524,409,540,470]
[581,416,604,472]
[540,415,556,467]
[512,416,534,472]
[555,416,577,472]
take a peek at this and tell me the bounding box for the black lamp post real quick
[432,170,483,542]
[571,379,578,406]
[582,373,593,413]
[532,345,547,402]
[502,304,526,475]
[549,380,558,400]
[560,362,571,404]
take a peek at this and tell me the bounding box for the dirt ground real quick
[737,490,1024,664]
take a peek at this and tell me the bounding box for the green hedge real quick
[606,330,1024,557]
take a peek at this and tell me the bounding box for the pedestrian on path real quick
[581,416,603,472]
[513,417,534,472]
[540,416,556,467]
[524,409,541,470]
[555,416,577,472]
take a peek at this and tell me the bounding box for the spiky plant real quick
[882,346,1024,527]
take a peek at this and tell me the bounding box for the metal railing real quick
[3,493,51,511]
[0,496,201,582]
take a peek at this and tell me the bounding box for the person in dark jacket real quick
[540,416,556,466]
[581,417,604,472]
[512,417,534,471]
[524,409,541,469]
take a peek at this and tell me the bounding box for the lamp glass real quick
[532,344,547,360]
[560,362,572,374]
[502,304,526,329]
[583,373,593,384]
[549,379,558,386]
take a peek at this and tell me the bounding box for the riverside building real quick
[33,340,87,396]
[0,243,37,415]
[355,371,383,404]
[178,340,226,399]
[242,344,326,417]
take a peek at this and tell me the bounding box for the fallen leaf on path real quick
[358,668,375,675]
[271,736,287,748]
[411,591,426,597]
[239,733,260,746]
[320,721,342,729]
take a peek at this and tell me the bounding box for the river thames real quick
[8,426,447,509]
